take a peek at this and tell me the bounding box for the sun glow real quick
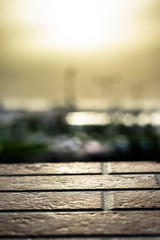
[6,0,151,53]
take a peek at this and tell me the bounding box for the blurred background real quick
[0,0,160,161]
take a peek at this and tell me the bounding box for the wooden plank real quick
[0,162,102,175]
[0,175,158,191]
[104,162,160,174]
[0,212,160,236]
[104,190,160,210]
[0,192,102,210]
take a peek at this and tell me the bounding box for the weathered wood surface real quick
[0,192,102,210]
[0,162,102,175]
[0,175,158,191]
[104,190,160,209]
[104,161,160,174]
[0,161,160,238]
[0,212,160,236]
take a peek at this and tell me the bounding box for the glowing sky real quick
[0,0,160,109]
[2,0,159,53]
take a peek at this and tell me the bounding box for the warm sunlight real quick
[6,0,151,53]
[51,0,127,50]
[66,112,111,125]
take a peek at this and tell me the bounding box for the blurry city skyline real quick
[0,0,160,110]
